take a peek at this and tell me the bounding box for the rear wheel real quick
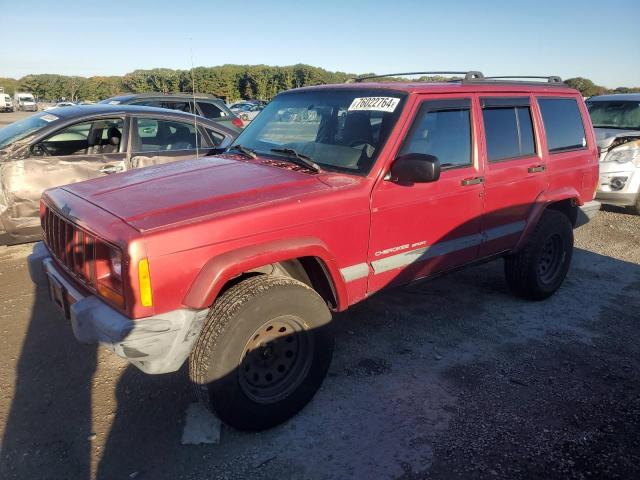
[189,275,333,431]
[504,209,573,300]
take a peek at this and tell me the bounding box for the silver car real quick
[586,94,640,213]
[0,104,236,244]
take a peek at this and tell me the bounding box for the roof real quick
[37,104,236,135]
[286,81,578,96]
[101,92,221,102]
[586,93,640,102]
[43,103,204,118]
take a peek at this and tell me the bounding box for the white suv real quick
[587,94,640,213]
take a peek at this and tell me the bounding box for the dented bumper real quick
[28,242,208,374]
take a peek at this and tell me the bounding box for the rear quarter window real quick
[537,98,586,153]
[198,102,226,119]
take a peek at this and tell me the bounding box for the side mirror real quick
[31,143,47,157]
[389,153,441,184]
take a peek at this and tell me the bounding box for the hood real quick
[61,155,337,232]
[594,127,640,150]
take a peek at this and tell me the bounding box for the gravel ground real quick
[0,207,639,480]
[0,110,34,126]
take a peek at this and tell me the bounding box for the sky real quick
[0,0,638,88]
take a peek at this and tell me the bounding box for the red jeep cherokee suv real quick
[29,72,600,430]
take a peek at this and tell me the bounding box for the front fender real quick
[183,237,348,310]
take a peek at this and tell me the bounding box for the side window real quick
[161,101,197,114]
[537,98,586,153]
[198,102,226,119]
[40,118,123,156]
[482,98,536,161]
[131,118,210,153]
[399,99,472,168]
[206,128,225,146]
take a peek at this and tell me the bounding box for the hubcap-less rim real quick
[537,234,565,284]
[238,315,314,404]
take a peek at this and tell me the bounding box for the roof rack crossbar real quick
[479,75,563,84]
[349,71,484,83]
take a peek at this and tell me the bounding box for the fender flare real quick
[183,237,348,310]
[514,187,580,252]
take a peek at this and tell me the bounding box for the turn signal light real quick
[138,258,153,307]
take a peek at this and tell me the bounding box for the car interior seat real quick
[167,124,194,150]
[341,112,374,146]
[101,126,122,154]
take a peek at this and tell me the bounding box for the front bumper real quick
[28,242,208,374]
[596,162,640,207]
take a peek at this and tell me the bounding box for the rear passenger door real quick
[536,97,594,201]
[368,96,484,292]
[478,96,546,257]
[128,116,214,168]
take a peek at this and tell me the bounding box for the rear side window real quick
[481,98,536,161]
[537,98,586,153]
[198,102,226,119]
[400,99,472,168]
[131,118,210,152]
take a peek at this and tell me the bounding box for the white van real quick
[14,92,37,112]
[1,93,13,112]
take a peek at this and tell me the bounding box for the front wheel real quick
[504,209,574,300]
[189,275,333,431]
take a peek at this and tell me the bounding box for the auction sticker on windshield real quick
[348,97,400,113]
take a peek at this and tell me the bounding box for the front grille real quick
[42,206,97,287]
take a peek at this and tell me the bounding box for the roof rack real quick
[347,71,565,86]
[348,71,485,83]
[475,75,563,84]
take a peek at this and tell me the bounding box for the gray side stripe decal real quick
[371,220,526,275]
[340,263,369,282]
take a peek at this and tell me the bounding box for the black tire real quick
[189,275,333,431]
[504,209,573,300]
[632,194,640,215]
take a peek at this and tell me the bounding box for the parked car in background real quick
[28,72,599,431]
[100,93,244,132]
[1,93,13,112]
[14,92,37,111]
[586,94,640,214]
[45,101,76,110]
[236,103,265,123]
[0,104,237,244]
[228,100,266,113]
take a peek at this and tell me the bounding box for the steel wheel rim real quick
[238,315,314,404]
[537,233,565,284]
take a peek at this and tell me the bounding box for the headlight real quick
[604,141,640,167]
[110,249,122,279]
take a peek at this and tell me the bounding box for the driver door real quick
[0,117,126,241]
[367,96,485,292]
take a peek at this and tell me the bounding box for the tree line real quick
[0,64,352,102]
[1,66,638,102]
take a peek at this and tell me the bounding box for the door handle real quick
[527,165,546,173]
[461,176,484,186]
[99,164,124,174]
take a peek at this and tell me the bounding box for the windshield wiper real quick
[270,148,322,173]
[226,144,257,159]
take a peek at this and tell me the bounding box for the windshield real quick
[231,89,407,175]
[19,96,35,102]
[0,113,56,148]
[587,100,640,130]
